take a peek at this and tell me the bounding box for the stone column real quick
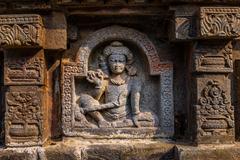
[0,14,47,146]
[191,7,240,144]
[191,41,234,144]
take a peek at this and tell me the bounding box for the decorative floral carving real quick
[0,14,43,47]
[196,80,234,138]
[200,7,240,37]
[5,87,43,146]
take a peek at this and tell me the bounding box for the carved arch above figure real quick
[75,25,161,75]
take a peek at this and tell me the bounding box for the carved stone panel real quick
[200,7,240,38]
[5,86,45,146]
[62,26,174,138]
[193,42,233,73]
[0,14,44,47]
[193,78,234,144]
[4,51,45,85]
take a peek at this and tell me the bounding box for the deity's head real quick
[102,41,135,75]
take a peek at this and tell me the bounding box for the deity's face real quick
[108,54,126,74]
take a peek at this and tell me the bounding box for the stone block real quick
[176,145,240,160]
[43,12,67,50]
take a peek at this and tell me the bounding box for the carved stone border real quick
[75,25,161,75]
[159,62,174,137]
[61,62,85,135]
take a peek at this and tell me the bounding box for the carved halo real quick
[75,25,161,75]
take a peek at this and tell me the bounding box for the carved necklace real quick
[110,75,126,85]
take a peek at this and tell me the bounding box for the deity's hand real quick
[133,115,141,128]
[86,70,104,87]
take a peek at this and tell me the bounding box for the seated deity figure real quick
[76,41,154,128]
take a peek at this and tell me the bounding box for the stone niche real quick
[62,25,174,138]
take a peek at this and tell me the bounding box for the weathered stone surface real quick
[170,6,198,40]
[62,25,174,139]
[192,42,233,73]
[176,145,240,160]
[0,1,240,159]
[44,12,67,50]
[191,41,234,144]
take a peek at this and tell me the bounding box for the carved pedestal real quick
[191,41,234,144]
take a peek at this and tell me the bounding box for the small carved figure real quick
[76,41,154,128]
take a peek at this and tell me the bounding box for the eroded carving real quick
[193,42,233,73]
[0,14,44,47]
[75,42,155,128]
[5,86,43,146]
[195,80,234,140]
[4,56,45,85]
[200,7,240,38]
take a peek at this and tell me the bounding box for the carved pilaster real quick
[3,50,47,146]
[191,41,234,144]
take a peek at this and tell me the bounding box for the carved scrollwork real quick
[0,14,43,47]
[200,7,240,38]
[196,80,234,138]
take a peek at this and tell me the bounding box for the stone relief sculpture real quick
[75,41,154,128]
[62,25,173,138]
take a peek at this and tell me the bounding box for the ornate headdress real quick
[99,41,137,76]
[103,41,133,64]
